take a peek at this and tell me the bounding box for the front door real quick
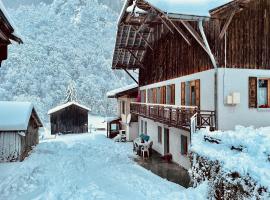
[164,128,170,154]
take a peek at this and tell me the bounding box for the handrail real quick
[130,102,216,132]
[131,102,198,110]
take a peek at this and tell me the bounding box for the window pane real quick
[144,121,147,135]
[258,80,268,107]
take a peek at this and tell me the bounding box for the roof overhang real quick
[0,7,23,44]
[112,0,211,70]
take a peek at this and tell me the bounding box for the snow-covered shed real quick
[0,0,23,66]
[48,101,90,135]
[0,101,43,162]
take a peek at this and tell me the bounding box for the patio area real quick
[134,151,191,188]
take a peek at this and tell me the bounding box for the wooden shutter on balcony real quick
[171,84,175,105]
[153,88,157,104]
[249,77,257,108]
[181,82,185,105]
[195,79,200,108]
[161,86,166,104]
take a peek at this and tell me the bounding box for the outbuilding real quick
[0,101,43,162]
[48,101,90,135]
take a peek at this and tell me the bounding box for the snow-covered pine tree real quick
[65,81,78,103]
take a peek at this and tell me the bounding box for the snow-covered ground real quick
[191,126,270,190]
[0,132,207,200]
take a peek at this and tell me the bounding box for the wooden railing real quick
[130,102,216,132]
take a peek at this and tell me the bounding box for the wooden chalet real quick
[107,84,139,141]
[48,101,90,135]
[112,0,270,169]
[0,102,42,162]
[0,2,23,66]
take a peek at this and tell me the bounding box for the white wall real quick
[217,68,270,130]
[127,122,139,141]
[140,69,216,111]
[139,116,191,170]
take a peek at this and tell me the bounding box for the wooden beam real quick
[131,26,153,50]
[219,9,236,39]
[124,69,139,84]
[181,20,209,53]
[119,46,147,51]
[127,49,145,69]
[142,1,191,45]
[157,14,174,34]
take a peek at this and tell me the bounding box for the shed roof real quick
[48,101,91,115]
[107,83,138,98]
[0,0,23,44]
[0,101,42,131]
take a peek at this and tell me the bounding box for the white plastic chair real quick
[141,144,149,159]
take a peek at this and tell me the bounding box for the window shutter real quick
[171,84,175,105]
[153,88,157,104]
[181,82,185,105]
[195,79,200,108]
[162,86,166,104]
[249,77,257,108]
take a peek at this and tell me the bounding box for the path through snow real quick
[0,132,207,200]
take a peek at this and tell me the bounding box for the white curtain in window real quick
[258,87,267,106]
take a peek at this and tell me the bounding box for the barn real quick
[48,101,90,135]
[0,101,43,162]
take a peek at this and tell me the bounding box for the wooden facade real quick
[49,104,89,135]
[0,109,42,162]
[113,0,270,86]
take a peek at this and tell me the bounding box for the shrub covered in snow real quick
[189,126,270,199]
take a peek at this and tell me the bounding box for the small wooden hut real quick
[48,101,90,135]
[0,101,43,162]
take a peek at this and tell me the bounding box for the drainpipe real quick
[198,20,218,130]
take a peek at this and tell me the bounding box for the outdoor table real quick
[134,138,152,156]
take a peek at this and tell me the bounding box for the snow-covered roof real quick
[146,0,232,16]
[106,83,138,98]
[119,0,233,23]
[191,126,270,190]
[48,101,90,115]
[0,101,41,131]
[0,0,22,43]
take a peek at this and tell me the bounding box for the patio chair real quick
[141,145,149,159]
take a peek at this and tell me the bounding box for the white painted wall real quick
[127,122,139,141]
[117,97,138,141]
[140,69,216,111]
[217,68,270,130]
[139,116,191,170]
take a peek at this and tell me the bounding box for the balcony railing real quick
[130,102,216,132]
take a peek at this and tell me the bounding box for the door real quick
[164,128,170,154]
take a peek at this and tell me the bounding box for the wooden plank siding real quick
[50,105,88,135]
[139,0,270,86]
[0,132,21,162]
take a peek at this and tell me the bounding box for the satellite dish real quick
[127,114,131,124]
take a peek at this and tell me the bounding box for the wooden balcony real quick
[130,103,216,132]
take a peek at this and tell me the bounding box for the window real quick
[166,84,175,105]
[141,120,144,134]
[249,77,270,108]
[110,123,119,131]
[144,121,147,135]
[181,135,188,155]
[258,79,270,108]
[121,101,126,114]
[158,126,162,144]
[181,80,200,107]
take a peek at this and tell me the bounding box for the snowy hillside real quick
[0,0,131,123]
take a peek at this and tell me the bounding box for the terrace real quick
[130,102,216,132]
